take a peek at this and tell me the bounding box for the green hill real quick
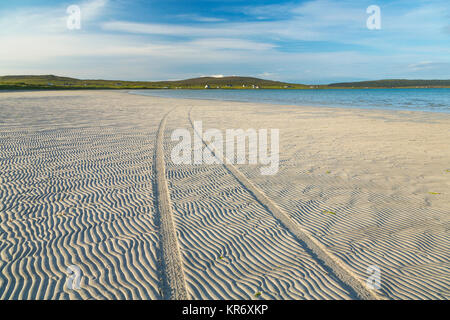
[155,76,305,88]
[1,75,449,90]
[0,75,307,90]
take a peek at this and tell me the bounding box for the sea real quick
[130,88,450,113]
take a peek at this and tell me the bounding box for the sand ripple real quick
[0,91,167,299]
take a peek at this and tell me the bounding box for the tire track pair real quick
[186,107,383,300]
[155,106,383,300]
[154,109,189,299]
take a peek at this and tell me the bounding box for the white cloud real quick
[81,0,109,21]
[0,0,108,34]
[101,18,325,41]
[174,14,227,23]
[408,61,450,71]
[189,38,275,50]
[257,72,278,79]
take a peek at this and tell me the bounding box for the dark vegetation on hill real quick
[0,75,307,90]
[1,75,449,90]
[159,76,303,87]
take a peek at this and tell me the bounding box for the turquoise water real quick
[131,88,450,113]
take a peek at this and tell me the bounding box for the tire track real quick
[155,108,189,300]
[188,107,383,300]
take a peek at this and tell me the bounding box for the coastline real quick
[129,88,450,114]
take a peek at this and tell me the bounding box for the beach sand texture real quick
[0,91,448,299]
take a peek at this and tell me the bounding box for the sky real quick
[1,0,449,83]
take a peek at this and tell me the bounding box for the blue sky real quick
[1,0,449,83]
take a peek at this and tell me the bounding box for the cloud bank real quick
[1,0,449,82]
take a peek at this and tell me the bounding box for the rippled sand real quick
[0,90,448,299]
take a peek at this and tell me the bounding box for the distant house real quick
[252,84,260,89]
[205,84,210,89]
[47,82,54,86]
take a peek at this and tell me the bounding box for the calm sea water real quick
[131,88,450,113]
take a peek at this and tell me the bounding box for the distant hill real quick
[1,75,449,90]
[0,75,156,90]
[328,79,450,88]
[0,75,307,90]
[0,75,79,82]
[156,76,302,88]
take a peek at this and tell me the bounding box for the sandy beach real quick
[0,90,448,300]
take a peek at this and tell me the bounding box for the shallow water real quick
[131,88,450,113]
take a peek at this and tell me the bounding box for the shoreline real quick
[128,89,450,115]
[2,88,448,116]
